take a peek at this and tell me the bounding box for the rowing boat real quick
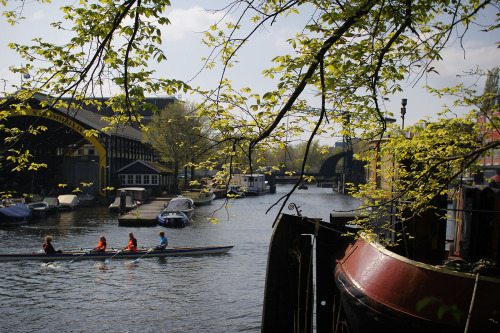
[0,245,234,261]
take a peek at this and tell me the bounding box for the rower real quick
[154,231,168,251]
[91,235,107,253]
[43,235,63,254]
[123,232,137,252]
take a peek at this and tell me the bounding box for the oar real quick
[133,248,154,263]
[69,251,89,263]
[105,249,123,263]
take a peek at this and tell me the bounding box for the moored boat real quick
[27,201,50,219]
[181,190,215,206]
[57,194,79,210]
[0,203,32,225]
[0,245,234,261]
[157,210,190,228]
[227,185,247,198]
[235,174,270,195]
[116,187,149,205]
[335,236,500,333]
[163,197,195,219]
[109,195,137,213]
[43,197,59,212]
[77,193,95,207]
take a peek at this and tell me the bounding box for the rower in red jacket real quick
[124,232,137,252]
[43,235,62,254]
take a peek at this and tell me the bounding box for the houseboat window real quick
[135,175,141,184]
[127,175,134,184]
[88,149,95,155]
[143,175,150,185]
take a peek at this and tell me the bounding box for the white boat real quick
[227,185,247,198]
[116,187,148,205]
[181,190,215,206]
[43,197,59,212]
[109,195,137,214]
[27,201,50,219]
[57,194,79,210]
[234,174,270,195]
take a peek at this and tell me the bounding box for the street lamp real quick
[401,98,407,129]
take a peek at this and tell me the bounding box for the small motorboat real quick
[157,210,190,228]
[0,203,32,225]
[57,194,79,210]
[109,195,137,214]
[298,183,308,190]
[77,193,95,207]
[164,197,195,219]
[227,185,247,198]
[182,190,215,206]
[43,197,59,212]
[28,201,50,219]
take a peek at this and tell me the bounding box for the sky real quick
[0,1,499,139]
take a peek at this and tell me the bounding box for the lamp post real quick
[401,98,407,129]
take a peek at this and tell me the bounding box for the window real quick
[151,175,158,185]
[143,175,150,185]
[127,175,134,184]
[135,175,141,184]
[120,175,126,184]
[78,149,85,155]
[88,149,95,155]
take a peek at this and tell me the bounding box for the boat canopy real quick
[166,198,194,210]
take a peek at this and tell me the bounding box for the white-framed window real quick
[127,175,134,184]
[135,175,141,184]
[120,175,126,184]
[143,175,150,185]
[151,175,158,185]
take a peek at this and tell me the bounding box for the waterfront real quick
[0,184,361,332]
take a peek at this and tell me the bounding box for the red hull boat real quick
[335,237,500,333]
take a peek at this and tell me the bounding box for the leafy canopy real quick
[1,0,499,223]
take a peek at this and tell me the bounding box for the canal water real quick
[0,184,361,332]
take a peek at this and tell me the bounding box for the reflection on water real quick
[0,184,360,332]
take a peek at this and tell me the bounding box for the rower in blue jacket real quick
[155,231,168,251]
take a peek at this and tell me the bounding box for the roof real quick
[34,92,144,141]
[60,96,178,117]
[2,91,144,141]
[116,160,173,174]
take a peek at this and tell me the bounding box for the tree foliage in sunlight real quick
[143,101,213,191]
[1,0,499,224]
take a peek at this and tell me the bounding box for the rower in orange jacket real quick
[124,232,137,252]
[91,235,107,253]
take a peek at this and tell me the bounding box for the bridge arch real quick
[21,108,108,196]
[319,151,347,178]
[1,92,153,197]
